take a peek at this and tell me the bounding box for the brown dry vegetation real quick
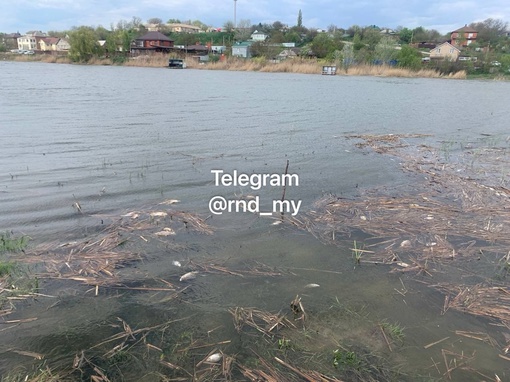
[2,53,467,79]
[289,133,510,330]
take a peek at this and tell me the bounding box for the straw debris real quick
[19,206,214,287]
[290,133,510,326]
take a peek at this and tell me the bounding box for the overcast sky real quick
[1,0,509,34]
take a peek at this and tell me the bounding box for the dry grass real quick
[2,52,467,79]
[346,64,466,79]
[123,54,169,67]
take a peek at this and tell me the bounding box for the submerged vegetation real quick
[0,231,29,253]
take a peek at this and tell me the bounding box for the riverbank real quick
[1,52,471,79]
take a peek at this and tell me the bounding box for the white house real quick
[17,31,46,51]
[56,38,70,51]
[250,30,268,41]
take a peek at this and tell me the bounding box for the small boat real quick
[168,59,186,69]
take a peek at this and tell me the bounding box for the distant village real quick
[1,15,509,73]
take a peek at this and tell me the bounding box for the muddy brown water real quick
[1,61,510,380]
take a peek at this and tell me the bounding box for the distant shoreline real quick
[4,52,507,80]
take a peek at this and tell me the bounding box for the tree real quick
[272,21,285,31]
[223,21,235,33]
[68,26,100,62]
[470,18,509,45]
[397,45,421,70]
[269,31,285,44]
[95,25,110,40]
[341,43,355,71]
[375,36,397,62]
[399,27,413,44]
[168,18,181,24]
[310,33,337,58]
[285,31,301,44]
[362,28,381,50]
[297,9,302,28]
[346,25,362,38]
[147,18,163,25]
[353,33,364,50]
[235,19,252,41]
[191,20,209,31]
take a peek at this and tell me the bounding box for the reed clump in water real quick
[289,133,510,328]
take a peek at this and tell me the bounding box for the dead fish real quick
[304,283,320,288]
[400,240,412,248]
[205,353,222,363]
[179,271,198,282]
[154,227,176,236]
[150,211,168,218]
[396,262,410,268]
[172,260,182,267]
[271,220,283,226]
[159,199,180,205]
[122,211,140,219]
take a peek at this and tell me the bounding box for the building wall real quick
[17,36,37,50]
[451,31,477,46]
[232,46,250,58]
[56,39,70,51]
[430,43,460,61]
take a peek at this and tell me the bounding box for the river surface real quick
[1,61,510,381]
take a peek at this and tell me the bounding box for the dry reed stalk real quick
[230,307,295,336]
[436,284,510,325]
[188,259,285,278]
[455,331,496,346]
[424,337,450,349]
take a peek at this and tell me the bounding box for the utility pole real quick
[234,0,237,29]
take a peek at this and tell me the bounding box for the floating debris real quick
[304,283,320,288]
[154,227,176,236]
[271,220,283,226]
[179,271,198,282]
[172,260,182,267]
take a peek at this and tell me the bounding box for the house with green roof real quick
[232,41,253,58]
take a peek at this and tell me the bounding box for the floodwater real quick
[1,61,510,381]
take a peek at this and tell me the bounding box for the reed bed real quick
[2,52,467,79]
[289,133,510,327]
[19,205,214,288]
[438,283,510,326]
[345,65,466,79]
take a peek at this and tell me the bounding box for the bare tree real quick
[470,18,509,45]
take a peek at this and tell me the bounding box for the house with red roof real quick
[450,25,478,47]
[131,31,174,54]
